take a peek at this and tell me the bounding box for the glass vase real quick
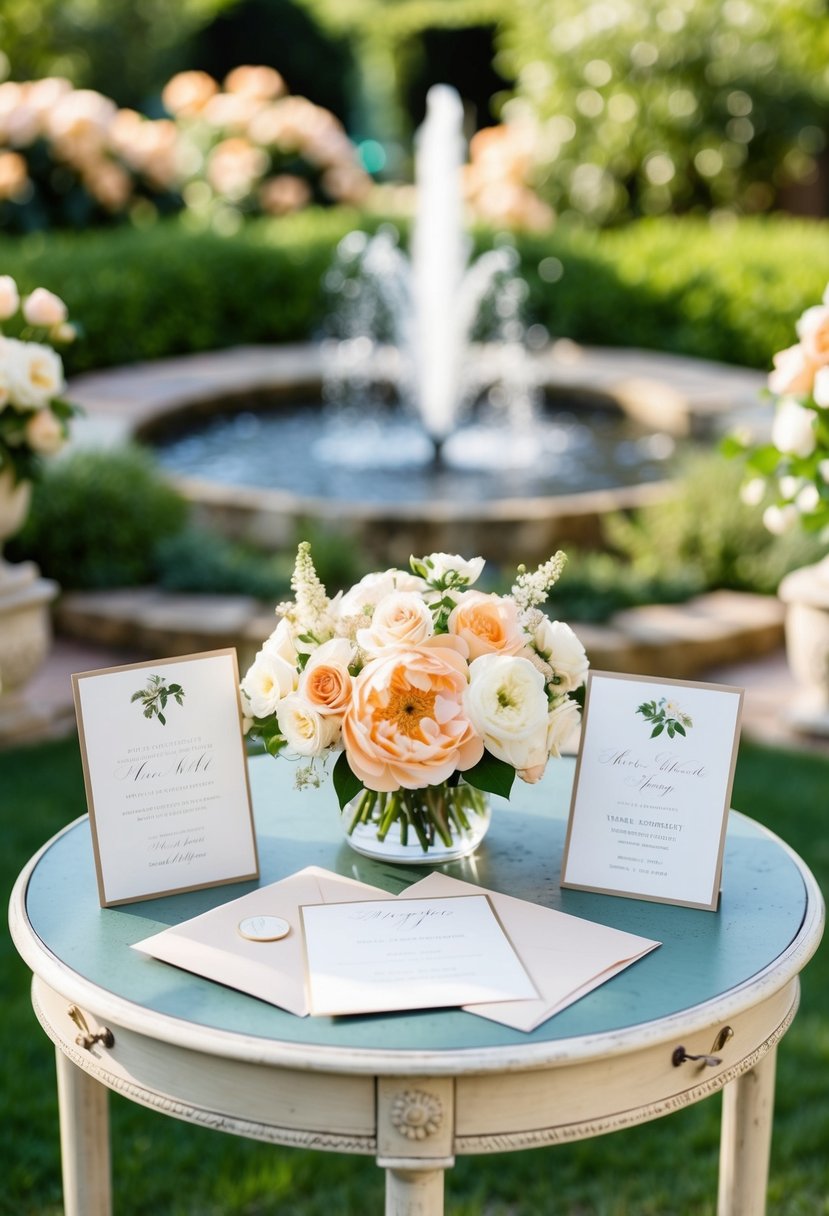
[343,780,491,865]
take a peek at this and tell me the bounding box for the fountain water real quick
[321,84,538,468]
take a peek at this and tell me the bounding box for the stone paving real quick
[3,584,827,757]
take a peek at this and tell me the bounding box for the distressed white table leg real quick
[717,1046,778,1216]
[383,1162,446,1216]
[55,1050,112,1216]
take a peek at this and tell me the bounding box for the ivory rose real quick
[262,616,296,664]
[4,339,64,409]
[342,644,483,791]
[417,552,485,586]
[299,637,354,716]
[464,654,550,776]
[23,287,67,328]
[356,591,433,653]
[338,568,426,618]
[240,648,297,718]
[277,693,340,756]
[529,618,588,694]
[448,590,525,661]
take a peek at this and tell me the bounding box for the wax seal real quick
[237,915,290,942]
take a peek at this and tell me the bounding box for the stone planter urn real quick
[0,468,58,737]
[778,556,829,735]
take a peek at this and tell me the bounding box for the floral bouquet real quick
[728,282,829,538]
[0,276,78,485]
[241,543,588,857]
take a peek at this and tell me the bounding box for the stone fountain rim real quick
[67,340,768,532]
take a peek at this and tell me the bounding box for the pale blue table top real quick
[24,756,808,1053]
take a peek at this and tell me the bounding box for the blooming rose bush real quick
[241,543,588,850]
[729,283,829,538]
[0,276,79,484]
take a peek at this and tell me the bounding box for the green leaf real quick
[667,723,675,738]
[130,690,144,703]
[463,751,516,799]
[157,712,166,726]
[333,751,364,809]
[651,724,664,738]
[167,684,183,694]
[143,706,154,719]
[674,722,686,737]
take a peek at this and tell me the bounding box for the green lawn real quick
[2,736,827,1216]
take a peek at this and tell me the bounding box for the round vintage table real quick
[9,756,824,1216]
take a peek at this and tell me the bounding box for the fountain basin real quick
[67,342,766,567]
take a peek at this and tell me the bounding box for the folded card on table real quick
[133,865,659,1029]
[132,866,393,1017]
[403,872,660,1031]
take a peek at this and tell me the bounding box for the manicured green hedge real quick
[2,210,829,375]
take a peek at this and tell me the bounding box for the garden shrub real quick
[10,446,188,588]
[153,527,293,599]
[500,0,829,223]
[602,450,825,595]
[1,212,827,377]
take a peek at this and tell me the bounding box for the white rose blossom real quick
[770,397,816,459]
[262,616,297,664]
[356,590,434,653]
[464,654,551,775]
[277,693,341,756]
[240,648,297,718]
[813,365,829,407]
[4,338,65,410]
[414,552,485,587]
[337,568,426,617]
[762,504,799,535]
[529,618,589,693]
[545,696,582,759]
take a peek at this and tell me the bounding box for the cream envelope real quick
[403,872,660,1032]
[132,865,394,1017]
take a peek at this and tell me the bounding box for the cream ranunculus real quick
[5,338,65,410]
[0,275,19,321]
[464,654,550,774]
[771,397,817,459]
[342,644,483,792]
[418,552,485,586]
[356,591,434,654]
[24,408,65,454]
[23,287,67,328]
[277,693,341,756]
[240,648,297,718]
[338,568,427,618]
[299,636,354,716]
[448,590,525,661]
[530,618,589,693]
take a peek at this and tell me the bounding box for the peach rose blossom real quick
[796,305,829,366]
[342,644,483,792]
[25,408,65,455]
[0,152,29,202]
[768,344,816,397]
[448,590,525,661]
[299,637,353,717]
[162,71,219,119]
[224,65,285,102]
[259,174,311,215]
[23,287,68,328]
[356,591,433,654]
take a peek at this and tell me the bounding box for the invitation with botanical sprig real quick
[73,650,258,907]
[561,672,743,910]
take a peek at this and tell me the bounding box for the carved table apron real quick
[9,756,825,1216]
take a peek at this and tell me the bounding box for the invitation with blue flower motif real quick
[561,671,743,910]
[73,649,258,907]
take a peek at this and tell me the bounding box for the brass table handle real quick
[672,1025,733,1069]
[68,1005,114,1051]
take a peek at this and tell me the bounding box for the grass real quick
[1,735,827,1215]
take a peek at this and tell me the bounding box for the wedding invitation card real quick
[300,895,539,1016]
[560,671,743,910]
[73,649,258,907]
